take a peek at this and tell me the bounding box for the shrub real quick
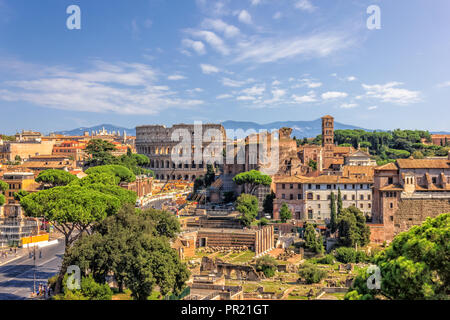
[334,247,369,263]
[298,263,327,284]
[317,254,335,265]
[255,255,278,278]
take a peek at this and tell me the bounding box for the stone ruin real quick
[276,248,296,261]
[198,246,248,254]
[200,256,262,281]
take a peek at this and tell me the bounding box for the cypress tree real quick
[337,188,343,216]
[330,192,337,234]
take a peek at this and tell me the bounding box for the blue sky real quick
[0,0,450,134]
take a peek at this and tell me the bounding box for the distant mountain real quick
[431,131,450,135]
[53,119,371,138]
[221,119,369,138]
[53,124,136,136]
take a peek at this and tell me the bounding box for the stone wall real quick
[394,198,450,235]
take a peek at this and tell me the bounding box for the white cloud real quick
[187,30,230,55]
[0,60,203,115]
[233,32,353,64]
[237,95,256,101]
[182,39,206,55]
[321,91,348,100]
[362,82,421,105]
[291,91,317,104]
[368,106,378,110]
[347,76,357,81]
[241,84,266,96]
[340,103,358,109]
[251,0,261,5]
[272,80,281,86]
[167,75,186,80]
[200,64,220,74]
[295,0,317,12]
[186,88,204,94]
[437,81,450,88]
[221,77,250,87]
[238,10,252,24]
[201,19,240,38]
[273,12,282,19]
[216,94,233,99]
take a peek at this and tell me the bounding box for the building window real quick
[307,193,313,200]
[432,177,437,184]
[316,185,320,190]
[390,216,394,221]
[388,177,393,184]
[360,204,364,209]
[360,195,364,200]
[282,184,285,189]
[298,184,301,189]
[343,195,347,200]
[290,184,293,189]
[327,185,331,190]
[318,204,321,209]
[352,195,355,201]
[308,184,312,189]
[390,203,394,209]
[317,195,321,200]
[282,194,285,199]
[297,194,302,200]
[290,194,294,200]
[368,203,371,209]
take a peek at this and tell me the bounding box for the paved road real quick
[0,240,65,300]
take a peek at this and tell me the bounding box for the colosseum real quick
[135,124,226,181]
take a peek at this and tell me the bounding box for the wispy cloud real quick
[321,91,348,100]
[201,19,240,38]
[340,103,358,109]
[200,64,220,74]
[295,0,317,12]
[182,38,206,55]
[0,60,203,115]
[233,32,354,64]
[167,74,186,80]
[186,29,230,55]
[437,81,450,88]
[362,82,421,105]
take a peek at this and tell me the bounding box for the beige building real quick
[273,174,373,222]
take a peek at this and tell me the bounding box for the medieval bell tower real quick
[322,115,334,169]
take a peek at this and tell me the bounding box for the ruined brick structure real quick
[135,124,226,181]
[371,156,450,242]
[196,225,274,256]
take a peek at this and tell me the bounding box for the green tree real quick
[20,185,123,248]
[412,150,424,159]
[204,164,216,187]
[258,218,269,226]
[36,169,78,188]
[73,172,120,186]
[54,274,113,300]
[329,192,337,234]
[13,190,29,202]
[0,180,8,206]
[233,170,272,196]
[308,159,317,171]
[337,188,343,216]
[298,263,327,284]
[263,191,275,214]
[85,139,117,167]
[337,206,371,248]
[85,165,136,183]
[62,204,189,299]
[235,193,259,227]
[375,213,449,299]
[304,223,318,251]
[255,255,278,278]
[279,203,292,223]
[142,208,180,239]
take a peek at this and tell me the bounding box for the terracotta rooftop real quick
[274,174,373,184]
[342,165,376,177]
[396,159,450,169]
[375,162,398,171]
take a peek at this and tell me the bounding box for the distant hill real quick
[221,119,369,138]
[53,124,136,136]
[52,119,371,138]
